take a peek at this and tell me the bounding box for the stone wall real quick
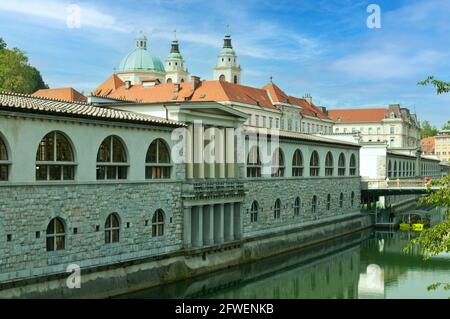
[0,181,183,283]
[242,177,361,238]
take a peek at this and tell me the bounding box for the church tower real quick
[213,32,241,84]
[165,30,189,83]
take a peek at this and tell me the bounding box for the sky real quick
[0,0,449,126]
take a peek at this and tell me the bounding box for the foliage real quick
[442,120,450,131]
[421,120,439,138]
[0,37,48,94]
[418,76,450,95]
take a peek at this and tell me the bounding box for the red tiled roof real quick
[92,74,124,96]
[32,87,87,103]
[328,108,388,123]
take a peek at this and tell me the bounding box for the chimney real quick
[125,80,132,90]
[303,93,312,104]
[191,76,201,91]
[173,83,181,93]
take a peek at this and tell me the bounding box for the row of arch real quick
[45,210,165,251]
[249,192,356,222]
[387,160,416,178]
[247,147,357,178]
[0,131,171,181]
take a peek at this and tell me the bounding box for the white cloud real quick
[0,0,129,32]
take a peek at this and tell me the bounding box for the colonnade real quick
[183,202,241,248]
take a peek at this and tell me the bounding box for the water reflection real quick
[121,228,450,299]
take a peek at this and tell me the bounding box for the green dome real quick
[117,48,165,73]
[167,52,183,60]
[219,47,236,56]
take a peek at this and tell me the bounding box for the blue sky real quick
[0,0,449,126]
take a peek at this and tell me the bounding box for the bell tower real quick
[213,26,241,84]
[165,29,189,83]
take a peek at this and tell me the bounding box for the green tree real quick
[418,76,450,94]
[0,37,48,94]
[442,120,450,131]
[421,120,438,138]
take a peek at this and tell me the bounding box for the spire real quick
[223,23,233,49]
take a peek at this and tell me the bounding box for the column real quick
[225,203,234,242]
[183,206,192,248]
[186,125,194,179]
[214,204,224,244]
[206,127,215,179]
[192,206,203,247]
[194,121,205,179]
[203,205,215,246]
[226,128,235,178]
[216,127,226,178]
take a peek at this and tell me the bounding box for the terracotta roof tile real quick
[328,108,388,123]
[92,74,124,96]
[33,87,87,103]
[0,91,183,127]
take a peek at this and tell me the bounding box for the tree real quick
[418,76,450,94]
[421,120,438,138]
[0,38,48,94]
[442,120,450,131]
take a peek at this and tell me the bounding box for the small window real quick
[146,139,171,179]
[152,209,165,237]
[294,197,301,217]
[311,195,318,214]
[36,131,75,181]
[105,213,120,244]
[273,199,281,219]
[219,74,226,82]
[351,191,355,208]
[96,136,128,180]
[339,193,344,208]
[46,217,65,251]
[326,194,331,211]
[250,201,259,222]
[234,75,238,84]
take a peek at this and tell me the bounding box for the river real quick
[121,226,449,299]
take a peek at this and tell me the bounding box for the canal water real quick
[122,228,450,299]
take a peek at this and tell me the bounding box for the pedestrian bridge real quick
[361,179,440,196]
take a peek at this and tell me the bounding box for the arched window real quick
[181,78,185,83]
[271,148,285,177]
[350,154,356,176]
[325,152,333,176]
[292,149,304,177]
[152,209,165,237]
[233,75,238,84]
[146,139,171,179]
[36,131,75,181]
[105,213,120,243]
[46,217,65,251]
[339,193,344,208]
[247,146,261,178]
[351,191,355,208]
[311,195,318,214]
[166,78,172,83]
[393,161,397,178]
[294,197,301,217]
[219,74,226,82]
[273,199,281,219]
[326,194,331,211]
[310,151,320,176]
[338,153,346,176]
[250,201,259,222]
[96,136,128,180]
[0,135,9,181]
[387,160,392,178]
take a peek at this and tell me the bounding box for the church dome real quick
[116,35,165,73]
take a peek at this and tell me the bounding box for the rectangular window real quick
[255,115,260,127]
[269,118,273,128]
[276,119,280,129]
[390,126,395,134]
[262,116,266,128]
